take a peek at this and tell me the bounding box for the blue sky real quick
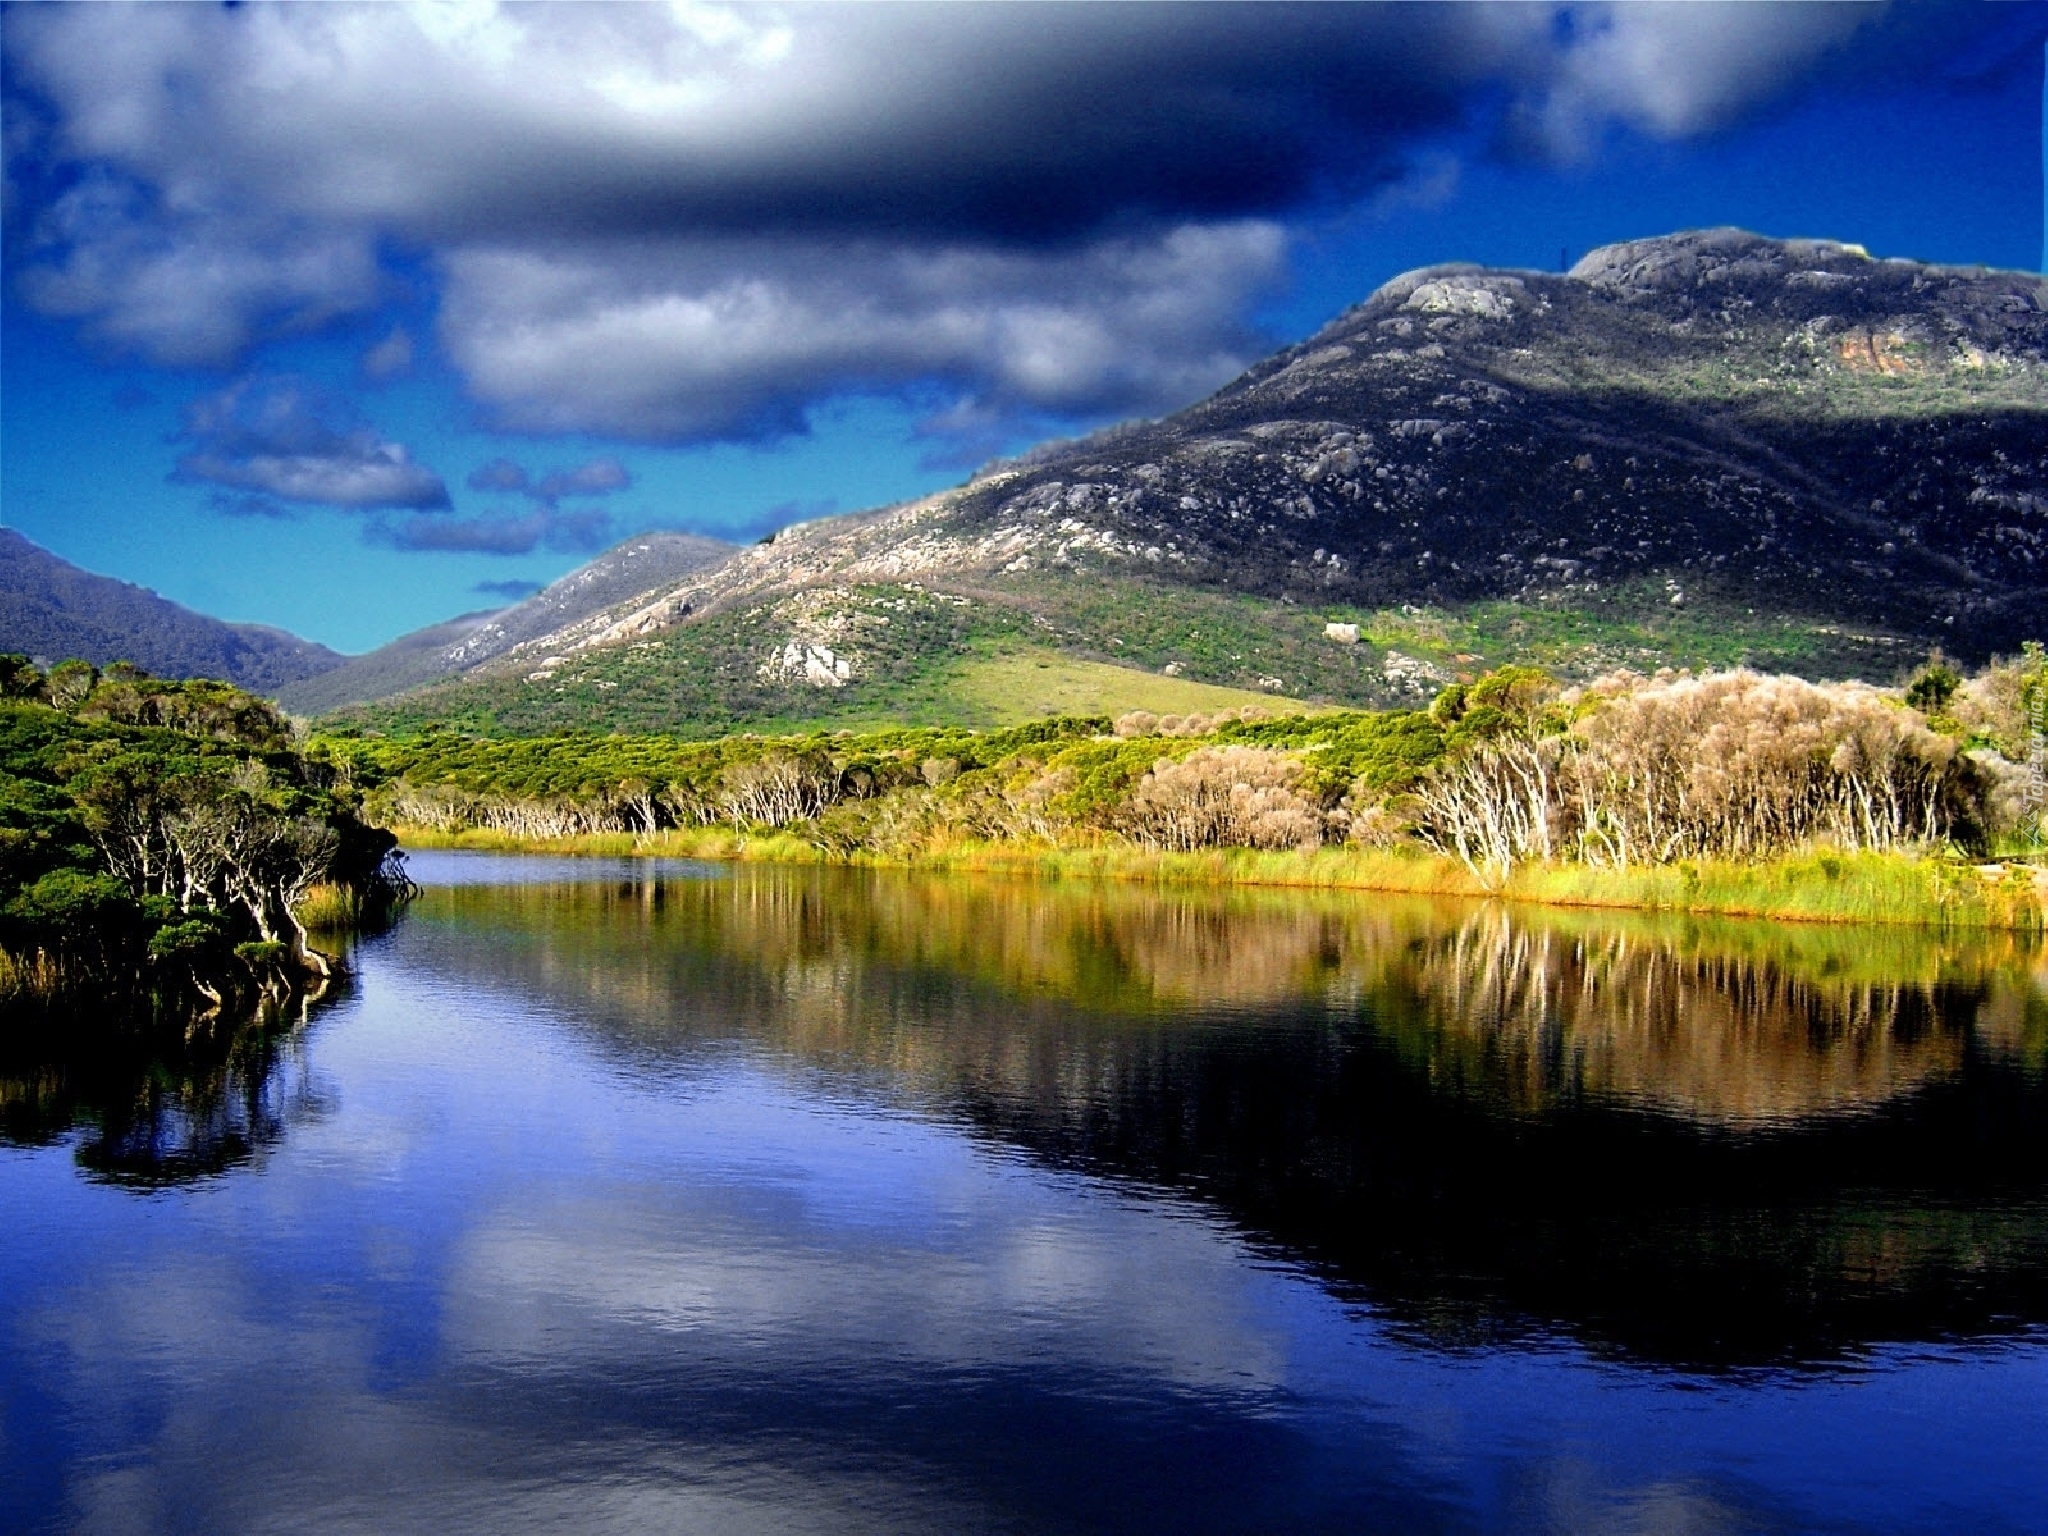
[3,1,2045,654]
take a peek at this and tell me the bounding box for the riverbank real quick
[391,824,2048,930]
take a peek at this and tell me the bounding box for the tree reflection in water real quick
[396,865,2048,1370]
[1376,905,2026,1126]
[0,984,336,1186]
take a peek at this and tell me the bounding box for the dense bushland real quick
[0,657,410,1019]
[321,649,2045,894]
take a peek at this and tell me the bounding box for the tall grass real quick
[385,821,2044,931]
[0,946,63,1004]
[293,883,366,930]
[1500,850,2044,930]
[392,823,829,863]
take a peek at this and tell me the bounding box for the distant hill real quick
[272,608,502,716]
[0,528,344,693]
[277,530,736,713]
[323,229,2048,738]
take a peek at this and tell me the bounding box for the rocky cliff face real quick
[341,231,2048,729]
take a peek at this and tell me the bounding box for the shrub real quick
[148,917,222,960]
[717,751,839,827]
[1905,653,1962,714]
[1951,642,2048,763]
[1120,747,1324,852]
[1561,669,1968,865]
[1411,737,1558,883]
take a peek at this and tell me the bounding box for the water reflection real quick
[397,859,2048,1368]
[403,859,2048,1120]
[8,855,2046,1534]
[0,989,335,1185]
[1381,906,2033,1125]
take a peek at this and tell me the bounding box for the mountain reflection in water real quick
[397,861,2048,1370]
[8,853,2048,1534]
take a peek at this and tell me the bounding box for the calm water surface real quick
[4,851,2047,1533]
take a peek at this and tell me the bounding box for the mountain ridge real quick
[0,528,345,694]
[275,529,737,713]
[14,228,2041,736]
[333,228,2045,736]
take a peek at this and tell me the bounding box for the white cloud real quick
[174,376,450,510]
[182,446,444,511]
[438,223,1288,440]
[16,175,380,368]
[1527,3,1883,155]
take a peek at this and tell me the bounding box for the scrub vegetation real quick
[0,656,411,1023]
[328,569,1942,742]
[321,647,2047,929]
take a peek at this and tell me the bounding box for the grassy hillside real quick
[926,649,1309,721]
[330,568,1924,740]
[332,583,1311,738]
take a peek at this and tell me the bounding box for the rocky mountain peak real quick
[331,230,2048,731]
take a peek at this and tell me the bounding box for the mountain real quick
[0,528,344,693]
[271,608,503,716]
[331,230,2048,738]
[277,530,736,713]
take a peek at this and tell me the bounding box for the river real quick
[4,850,2046,1533]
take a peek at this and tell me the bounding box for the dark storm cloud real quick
[16,3,1986,247]
[4,4,1501,246]
[174,376,451,511]
[7,2,2032,443]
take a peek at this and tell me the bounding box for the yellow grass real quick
[292,883,362,930]
[0,945,63,1003]
[390,823,2047,931]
